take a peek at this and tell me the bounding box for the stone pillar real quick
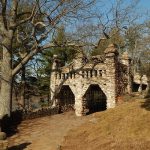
[145,80,150,98]
[50,55,59,106]
[74,84,89,116]
[121,51,132,94]
[75,96,83,116]
[138,84,142,93]
[82,97,89,115]
[138,76,142,93]
[104,44,118,109]
[72,50,86,70]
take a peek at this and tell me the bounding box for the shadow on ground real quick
[1,110,23,137]
[8,142,31,150]
[141,98,150,111]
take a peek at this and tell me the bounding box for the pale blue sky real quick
[139,0,150,9]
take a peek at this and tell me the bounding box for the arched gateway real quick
[56,85,75,112]
[50,44,133,116]
[83,84,107,114]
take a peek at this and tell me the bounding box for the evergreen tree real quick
[35,26,76,101]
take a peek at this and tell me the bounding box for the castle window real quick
[86,71,89,78]
[73,72,76,78]
[94,70,97,77]
[90,70,93,77]
[63,73,65,79]
[55,73,57,79]
[66,73,69,79]
[99,70,102,76]
[70,73,72,79]
[82,71,85,78]
[59,73,61,79]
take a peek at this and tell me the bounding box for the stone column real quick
[145,80,150,98]
[50,55,59,106]
[75,96,84,116]
[121,51,132,94]
[104,44,118,109]
[138,76,142,93]
[74,84,89,116]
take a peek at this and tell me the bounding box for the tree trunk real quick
[0,46,12,119]
[145,77,150,98]
[20,66,26,108]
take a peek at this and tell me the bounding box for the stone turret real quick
[72,50,86,69]
[50,55,60,104]
[52,55,59,70]
[121,51,132,93]
[104,44,119,56]
[121,51,131,66]
[104,44,119,108]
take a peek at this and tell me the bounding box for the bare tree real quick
[70,0,141,52]
[0,0,95,119]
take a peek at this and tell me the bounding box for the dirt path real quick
[8,111,92,150]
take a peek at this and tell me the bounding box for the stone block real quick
[0,133,6,140]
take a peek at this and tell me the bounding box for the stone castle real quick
[50,44,147,116]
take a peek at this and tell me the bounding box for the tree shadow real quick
[141,98,150,111]
[1,110,23,137]
[8,142,31,150]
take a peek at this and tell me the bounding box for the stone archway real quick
[83,84,107,114]
[56,85,75,112]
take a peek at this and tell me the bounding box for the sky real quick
[68,0,150,26]
[139,0,150,10]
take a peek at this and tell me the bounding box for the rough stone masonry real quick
[49,44,146,116]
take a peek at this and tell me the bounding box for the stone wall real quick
[50,44,132,116]
[21,107,59,120]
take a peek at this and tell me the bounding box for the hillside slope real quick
[62,98,150,150]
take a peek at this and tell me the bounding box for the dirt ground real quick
[61,98,150,150]
[8,98,150,150]
[8,111,92,150]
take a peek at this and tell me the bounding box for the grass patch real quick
[62,97,150,150]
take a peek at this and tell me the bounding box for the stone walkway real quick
[8,111,91,150]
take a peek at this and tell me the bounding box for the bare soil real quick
[8,97,150,150]
[8,111,93,150]
[61,98,150,150]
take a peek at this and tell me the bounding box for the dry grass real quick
[62,97,150,150]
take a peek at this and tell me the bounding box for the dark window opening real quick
[82,71,84,78]
[70,73,72,79]
[94,70,97,77]
[63,73,65,79]
[66,73,69,79]
[59,73,61,79]
[90,70,93,77]
[99,70,102,76]
[86,71,89,78]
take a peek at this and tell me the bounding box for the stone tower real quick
[121,51,132,94]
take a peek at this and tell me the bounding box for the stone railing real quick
[55,69,106,80]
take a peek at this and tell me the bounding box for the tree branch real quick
[12,43,56,76]
[0,0,7,29]
[10,4,37,29]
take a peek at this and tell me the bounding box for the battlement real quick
[54,61,106,80]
